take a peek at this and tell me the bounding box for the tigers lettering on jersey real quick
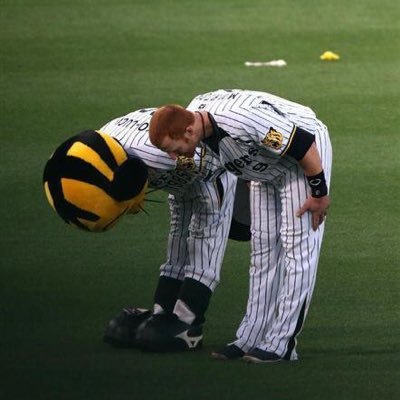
[148,169,200,190]
[222,145,269,176]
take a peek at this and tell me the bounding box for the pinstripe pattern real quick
[160,172,236,290]
[235,122,332,359]
[235,184,284,349]
[187,90,332,358]
[100,108,237,291]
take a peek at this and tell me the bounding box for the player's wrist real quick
[306,170,328,198]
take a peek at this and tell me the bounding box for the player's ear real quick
[184,126,193,138]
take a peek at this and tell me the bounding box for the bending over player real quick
[149,89,332,362]
[43,107,248,352]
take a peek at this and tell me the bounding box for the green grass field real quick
[1,0,399,399]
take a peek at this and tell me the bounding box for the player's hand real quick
[296,195,330,231]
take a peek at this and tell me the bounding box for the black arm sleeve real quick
[284,126,315,161]
[202,113,229,155]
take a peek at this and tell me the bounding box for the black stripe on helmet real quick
[76,130,119,172]
[44,149,114,195]
[45,170,100,227]
[59,156,113,195]
[111,157,148,201]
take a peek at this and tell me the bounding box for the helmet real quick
[43,130,148,232]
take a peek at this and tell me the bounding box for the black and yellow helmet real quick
[43,130,148,232]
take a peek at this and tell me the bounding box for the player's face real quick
[159,135,197,160]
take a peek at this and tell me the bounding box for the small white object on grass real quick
[244,59,287,67]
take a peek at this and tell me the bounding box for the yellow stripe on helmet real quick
[67,142,115,181]
[96,130,128,167]
[61,178,128,232]
[44,181,55,210]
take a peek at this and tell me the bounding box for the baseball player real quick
[43,107,243,352]
[149,89,332,362]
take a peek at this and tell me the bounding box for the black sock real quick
[178,278,212,325]
[153,276,183,314]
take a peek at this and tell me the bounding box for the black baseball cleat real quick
[103,307,152,348]
[210,344,245,360]
[135,313,203,352]
[242,348,283,364]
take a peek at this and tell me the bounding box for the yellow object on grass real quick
[320,51,340,61]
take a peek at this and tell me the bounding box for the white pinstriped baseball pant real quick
[159,171,237,291]
[234,120,332,359]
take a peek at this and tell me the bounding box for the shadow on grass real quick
[304,347,398,357]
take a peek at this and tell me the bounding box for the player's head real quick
[149,105,194,144]
[149,105,197,159]
[43,130,149,232]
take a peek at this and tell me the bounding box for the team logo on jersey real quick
[262,128,283,150]
[176,156,197,171]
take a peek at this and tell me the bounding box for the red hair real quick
[149,105,194,147]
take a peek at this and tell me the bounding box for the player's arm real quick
[256,116,330,230]
[213,108,329,229]
[296,141,330,231]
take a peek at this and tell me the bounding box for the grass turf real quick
[1,0,399,399]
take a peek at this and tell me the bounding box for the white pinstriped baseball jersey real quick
[100,108,224,195]
[187,89,321,183]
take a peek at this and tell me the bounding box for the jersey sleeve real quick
[216,102,315,160]
[99,110,177,170]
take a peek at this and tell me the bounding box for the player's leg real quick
[132,191,204,352]
[245,123,332,362]
[243,165,317,362]
[173,172,237,324]
[103,193,192,348]
[152,193,193,314]
[158,193,192,283]
[137,173,238,351]
[212,181,284,360]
